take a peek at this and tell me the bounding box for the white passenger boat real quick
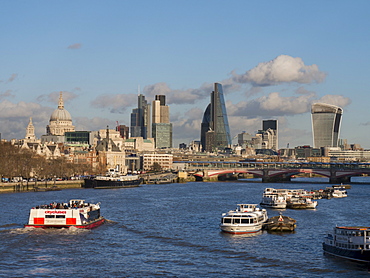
[323,226,370,262]
[331,189,347,198]
[260,188,287,209]
[220,204,268,234]
[25,199,105,229]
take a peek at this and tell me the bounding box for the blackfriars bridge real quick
[177,161,370,183]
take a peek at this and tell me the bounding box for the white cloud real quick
[0,100,53,139]
[229,92,316,117]
[144,82,214,105]
[172,108,204,144]
[74,116,116,131]
[91,93,137,114]
[316,95,351,108]
[232,55,327,86]
[37,91,78,104]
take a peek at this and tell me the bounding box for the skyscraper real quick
[130,94,151,139]
[200,83,231,152]
[311,103,343,148]
[152,95,172,148]
[262,119,278,151]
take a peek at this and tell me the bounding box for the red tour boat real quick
[25,199,105,229]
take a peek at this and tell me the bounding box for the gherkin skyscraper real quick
[201,83,231,152]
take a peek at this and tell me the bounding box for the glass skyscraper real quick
[152,95,172,148]
[130,94,151,139]
[200,83,231,152]
[311,103,343,148]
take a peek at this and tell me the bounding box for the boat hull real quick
[25,217,105,229]
[323,243,370,263]
[260,202,286,209]
[220,223,262,234]
[83,178,143,189]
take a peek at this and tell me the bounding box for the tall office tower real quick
[200,104,211,152]
[262,119,278,151]
[311,103,343,148]
[200,83,231,152]
[130,94,151,139]
[152,95,172,148]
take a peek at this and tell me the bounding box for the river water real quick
[1,177,370,277]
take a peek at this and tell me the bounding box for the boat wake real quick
[5,226,90,235]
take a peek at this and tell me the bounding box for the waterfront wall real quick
[0,180,83,193]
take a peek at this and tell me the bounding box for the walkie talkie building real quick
[311,103,343,148]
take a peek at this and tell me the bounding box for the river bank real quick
[0,180,83,194]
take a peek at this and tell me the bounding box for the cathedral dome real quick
[49,92,72,122]
[50,108,72,121]
[46,92,75,136]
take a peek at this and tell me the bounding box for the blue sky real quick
[1,1,370,148]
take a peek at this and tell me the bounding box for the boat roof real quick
[336,226,370,231]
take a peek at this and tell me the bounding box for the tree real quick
[151,162,162,172]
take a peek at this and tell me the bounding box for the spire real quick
[58,92,64,109]
[25,117,36,140]
[106,125,111,152]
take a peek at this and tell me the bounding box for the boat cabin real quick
[221,214,258,225]
[26,199,101,228]
[326,226,370,250]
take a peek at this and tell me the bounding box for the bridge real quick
[176,161,370,183]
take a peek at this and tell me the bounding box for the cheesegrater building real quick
[311,103,343,148]
[201,83,231,152]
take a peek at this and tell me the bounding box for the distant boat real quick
[286,197,318,209]
[220,204,268,234]
[260,188,287,209]
[83,169,143,189]
[331,189,347,198]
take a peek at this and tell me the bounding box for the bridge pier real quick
[262,175,292,183]
[329,176,351,184]
[262,170,292,183]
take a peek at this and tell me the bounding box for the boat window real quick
[223,218,232,224]
[56,215,65,218]
[233,218,241,224]
[241,219,249,224]
[45,215,55,218]
[250,219,254,224]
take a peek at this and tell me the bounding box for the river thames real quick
[1,177,370,277]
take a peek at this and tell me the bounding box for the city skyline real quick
[1,1,369,148]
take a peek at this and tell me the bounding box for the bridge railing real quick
[175,161,370,171]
